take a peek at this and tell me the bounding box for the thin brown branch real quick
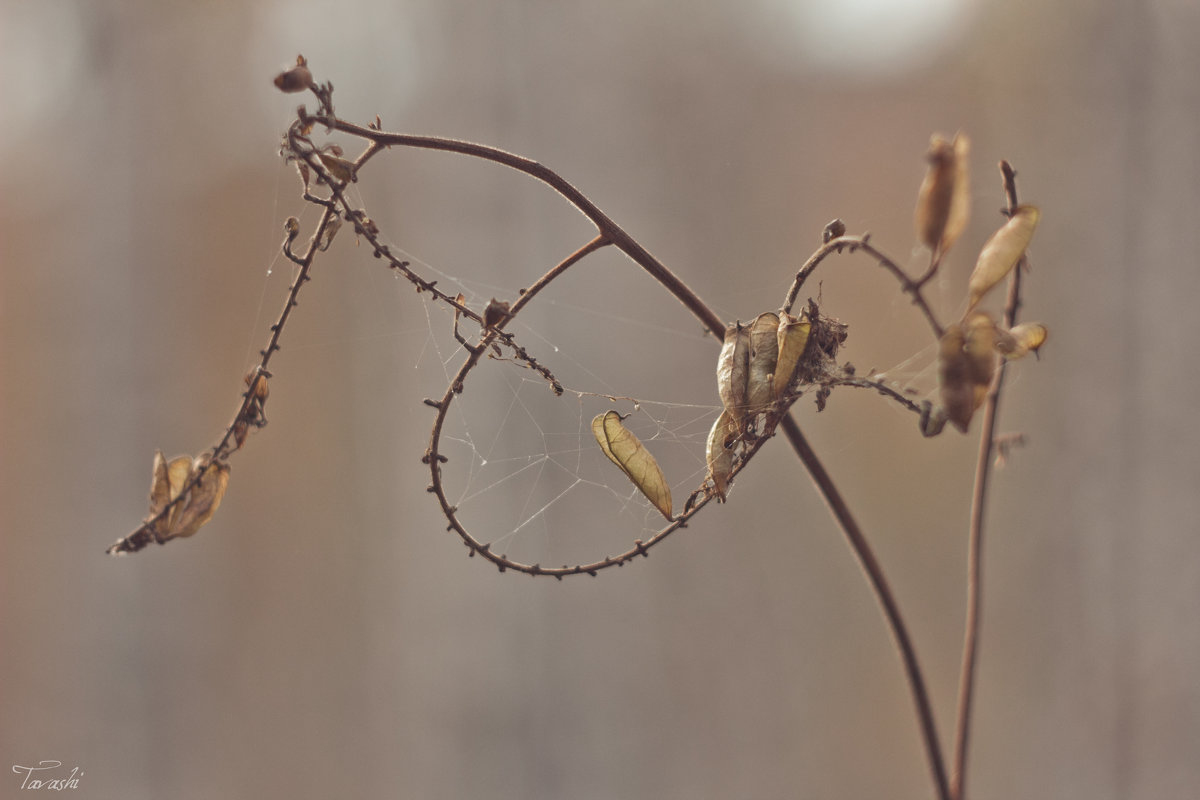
[778,415,952,800]
[107,206,338,554]
[950,160,1023,800]
[783,234,945,339]
[329,120,728,340]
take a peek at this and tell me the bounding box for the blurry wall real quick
[2,0,1199,798]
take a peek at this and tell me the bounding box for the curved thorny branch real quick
[111,57,1052,800]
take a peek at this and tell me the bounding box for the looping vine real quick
[112,57,1050,800]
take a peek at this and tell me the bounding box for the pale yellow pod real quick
[716,323,750,431]
[746,312,780,416]
[967,205,1040,310]
[705,409,737,502]
[995,322,1049,359]
[591,411,673,521]
[773,312,812,400]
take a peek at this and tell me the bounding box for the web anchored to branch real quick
[111,56,1050,800]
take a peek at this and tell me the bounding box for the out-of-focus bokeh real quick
[3,0,1198,797]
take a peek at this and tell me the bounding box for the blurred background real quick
[2,0,1198,797]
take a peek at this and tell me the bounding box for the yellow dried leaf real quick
[995,322,1049,359]
[705,409,737,502]
[746,312,780,416]
[591,411,673,521]
[967,205,1040,310]
[716,322,750,431]
[773,311,812,400]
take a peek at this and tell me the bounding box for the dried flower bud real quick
[482,299,511,330]
[273,56,313,93]
[822,218,847,243]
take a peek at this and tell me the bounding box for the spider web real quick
[248,183,939,567]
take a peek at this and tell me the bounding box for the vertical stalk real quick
[950,161,1023,800]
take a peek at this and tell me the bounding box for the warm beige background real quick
[3,0,1198,798]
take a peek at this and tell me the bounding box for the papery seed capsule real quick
[705,409,736,502]
[967,205,1040,310]
[773,311,812,400]
[746,312,780,416]
[716,323,750,432]
[915,135,957,250]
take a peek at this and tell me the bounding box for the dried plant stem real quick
[779,415,951,800]
[329,120,728,340]
[349,120,952,797]
[950,160,1023,800]
[783,235,945,339]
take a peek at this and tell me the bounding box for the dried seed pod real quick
[915,135,956,249]
[995,322,1049,359]
[244,369,270,402]
[716,322,750,432]
[914,133,971,255]
[168,456,232,539]
[146,451,231,540]
[317,152,356,183]
[746,312,780,416]
[967,205,1040,310]
[773,311,812,400]
[592,411,673,521]
[938,323,974,433]
[273,55,314,93]
[938,314,999,432]
[705,409,737,502]
[481,299,511,330]
[963,312,998,388]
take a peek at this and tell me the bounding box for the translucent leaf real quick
[967,205,1040,310]
[746,312,780,416]
[716,322,750,432]
[591,411,673,521]
[705,409,737,502]
[773,311,812,400]
[995,322,1049,359]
